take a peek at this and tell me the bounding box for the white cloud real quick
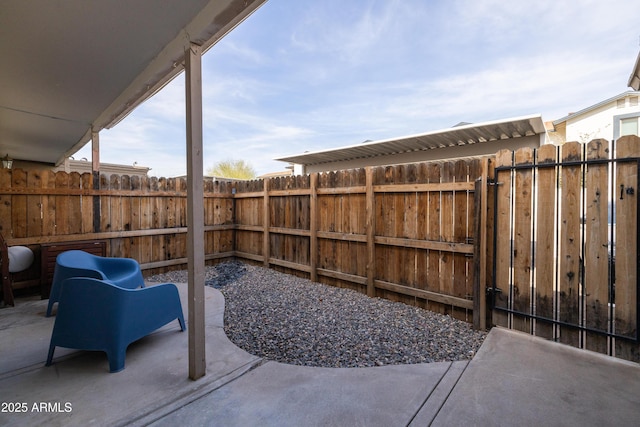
[77,0,640,178]
[210,40,269,66]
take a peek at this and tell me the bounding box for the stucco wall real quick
[565,95,640,142]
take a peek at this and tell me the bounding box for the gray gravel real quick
[147,261,487,368]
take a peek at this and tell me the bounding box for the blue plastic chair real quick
[46,277,186,373]
[46,250,145,317]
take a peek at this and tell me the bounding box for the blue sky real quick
[75,0,640,177]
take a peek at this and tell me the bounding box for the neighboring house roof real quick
[629,50,640,90]
[259,170,294,178]
[276,114,546,168]
[0,0,267,167]
[54,159,151,178]
[552,91,640,125]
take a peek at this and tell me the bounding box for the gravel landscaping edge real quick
[146,261,487,368]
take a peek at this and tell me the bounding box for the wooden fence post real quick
[473,157,489,330]
[365,167,375,297]
[473,179,482,329]
[493,149,513,328]
[263,178,270,267]
[310,173,318,282]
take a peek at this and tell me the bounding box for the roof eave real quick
[628,50,640,90]
[276,114,546,166]
[553,90,640,125]
[57,0,267,165]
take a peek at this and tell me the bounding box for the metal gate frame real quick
[490,142,640,355]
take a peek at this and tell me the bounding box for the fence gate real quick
[490,136,640,363]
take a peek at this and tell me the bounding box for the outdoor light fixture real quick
[2,154,12,169]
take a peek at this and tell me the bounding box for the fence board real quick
[379,198,395,298]
[405,189,418,291]
[69,173,83,235]
[469,159,483,324]
[205,185,215,254]
[54,172,70,236]
[10,170,28,238]
[614,136,639,361]
[109,174,122,233]
[81,173,93,235]
[426,162,442,313]
[534,144,557,340]
[0,170,11,236]
[558,141,582,347]
[41,171,57,237]
[365,167,375,297]
[99,174,110,233]
[453,160,469,320]
[263,179,270,266]
[439,162,454,315]
[397,167,415,304]
[512,148,534,333]
[139,194,153,264]
[26,171,42,237]
[415,164,429,302]
[583,139,611,354]
[166,190,176,230]
[494,150,513,328]
[177,178,187,228]
[128,177,142,261]
[165,182,177,260]
[350,174,366,288]
[335,173,348,285]
[483,158,496,328]
[393,166,409,303]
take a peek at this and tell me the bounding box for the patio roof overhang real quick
[0,0,267,166]
[1,0,268,381]
[276,114,547,168]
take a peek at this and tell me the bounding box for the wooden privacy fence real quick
[234,159,489,325]
[492,135,640,362]
[0,159,489,327]
[5,137,640,361]
[0,170,235,291]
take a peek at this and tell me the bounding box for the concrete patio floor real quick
[1,283,639,426]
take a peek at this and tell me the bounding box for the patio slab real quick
[150,360,467,427]
[430,327,640,427]
[1,283,640,426]
[0,283,261,427]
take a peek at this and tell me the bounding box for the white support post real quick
[185,42,206,380]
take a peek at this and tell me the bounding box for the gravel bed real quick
[146,261,487,368]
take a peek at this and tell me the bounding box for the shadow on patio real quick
[0,283,261,426]
[2,282,640,426]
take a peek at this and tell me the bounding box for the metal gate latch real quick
[620,185,635,199]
